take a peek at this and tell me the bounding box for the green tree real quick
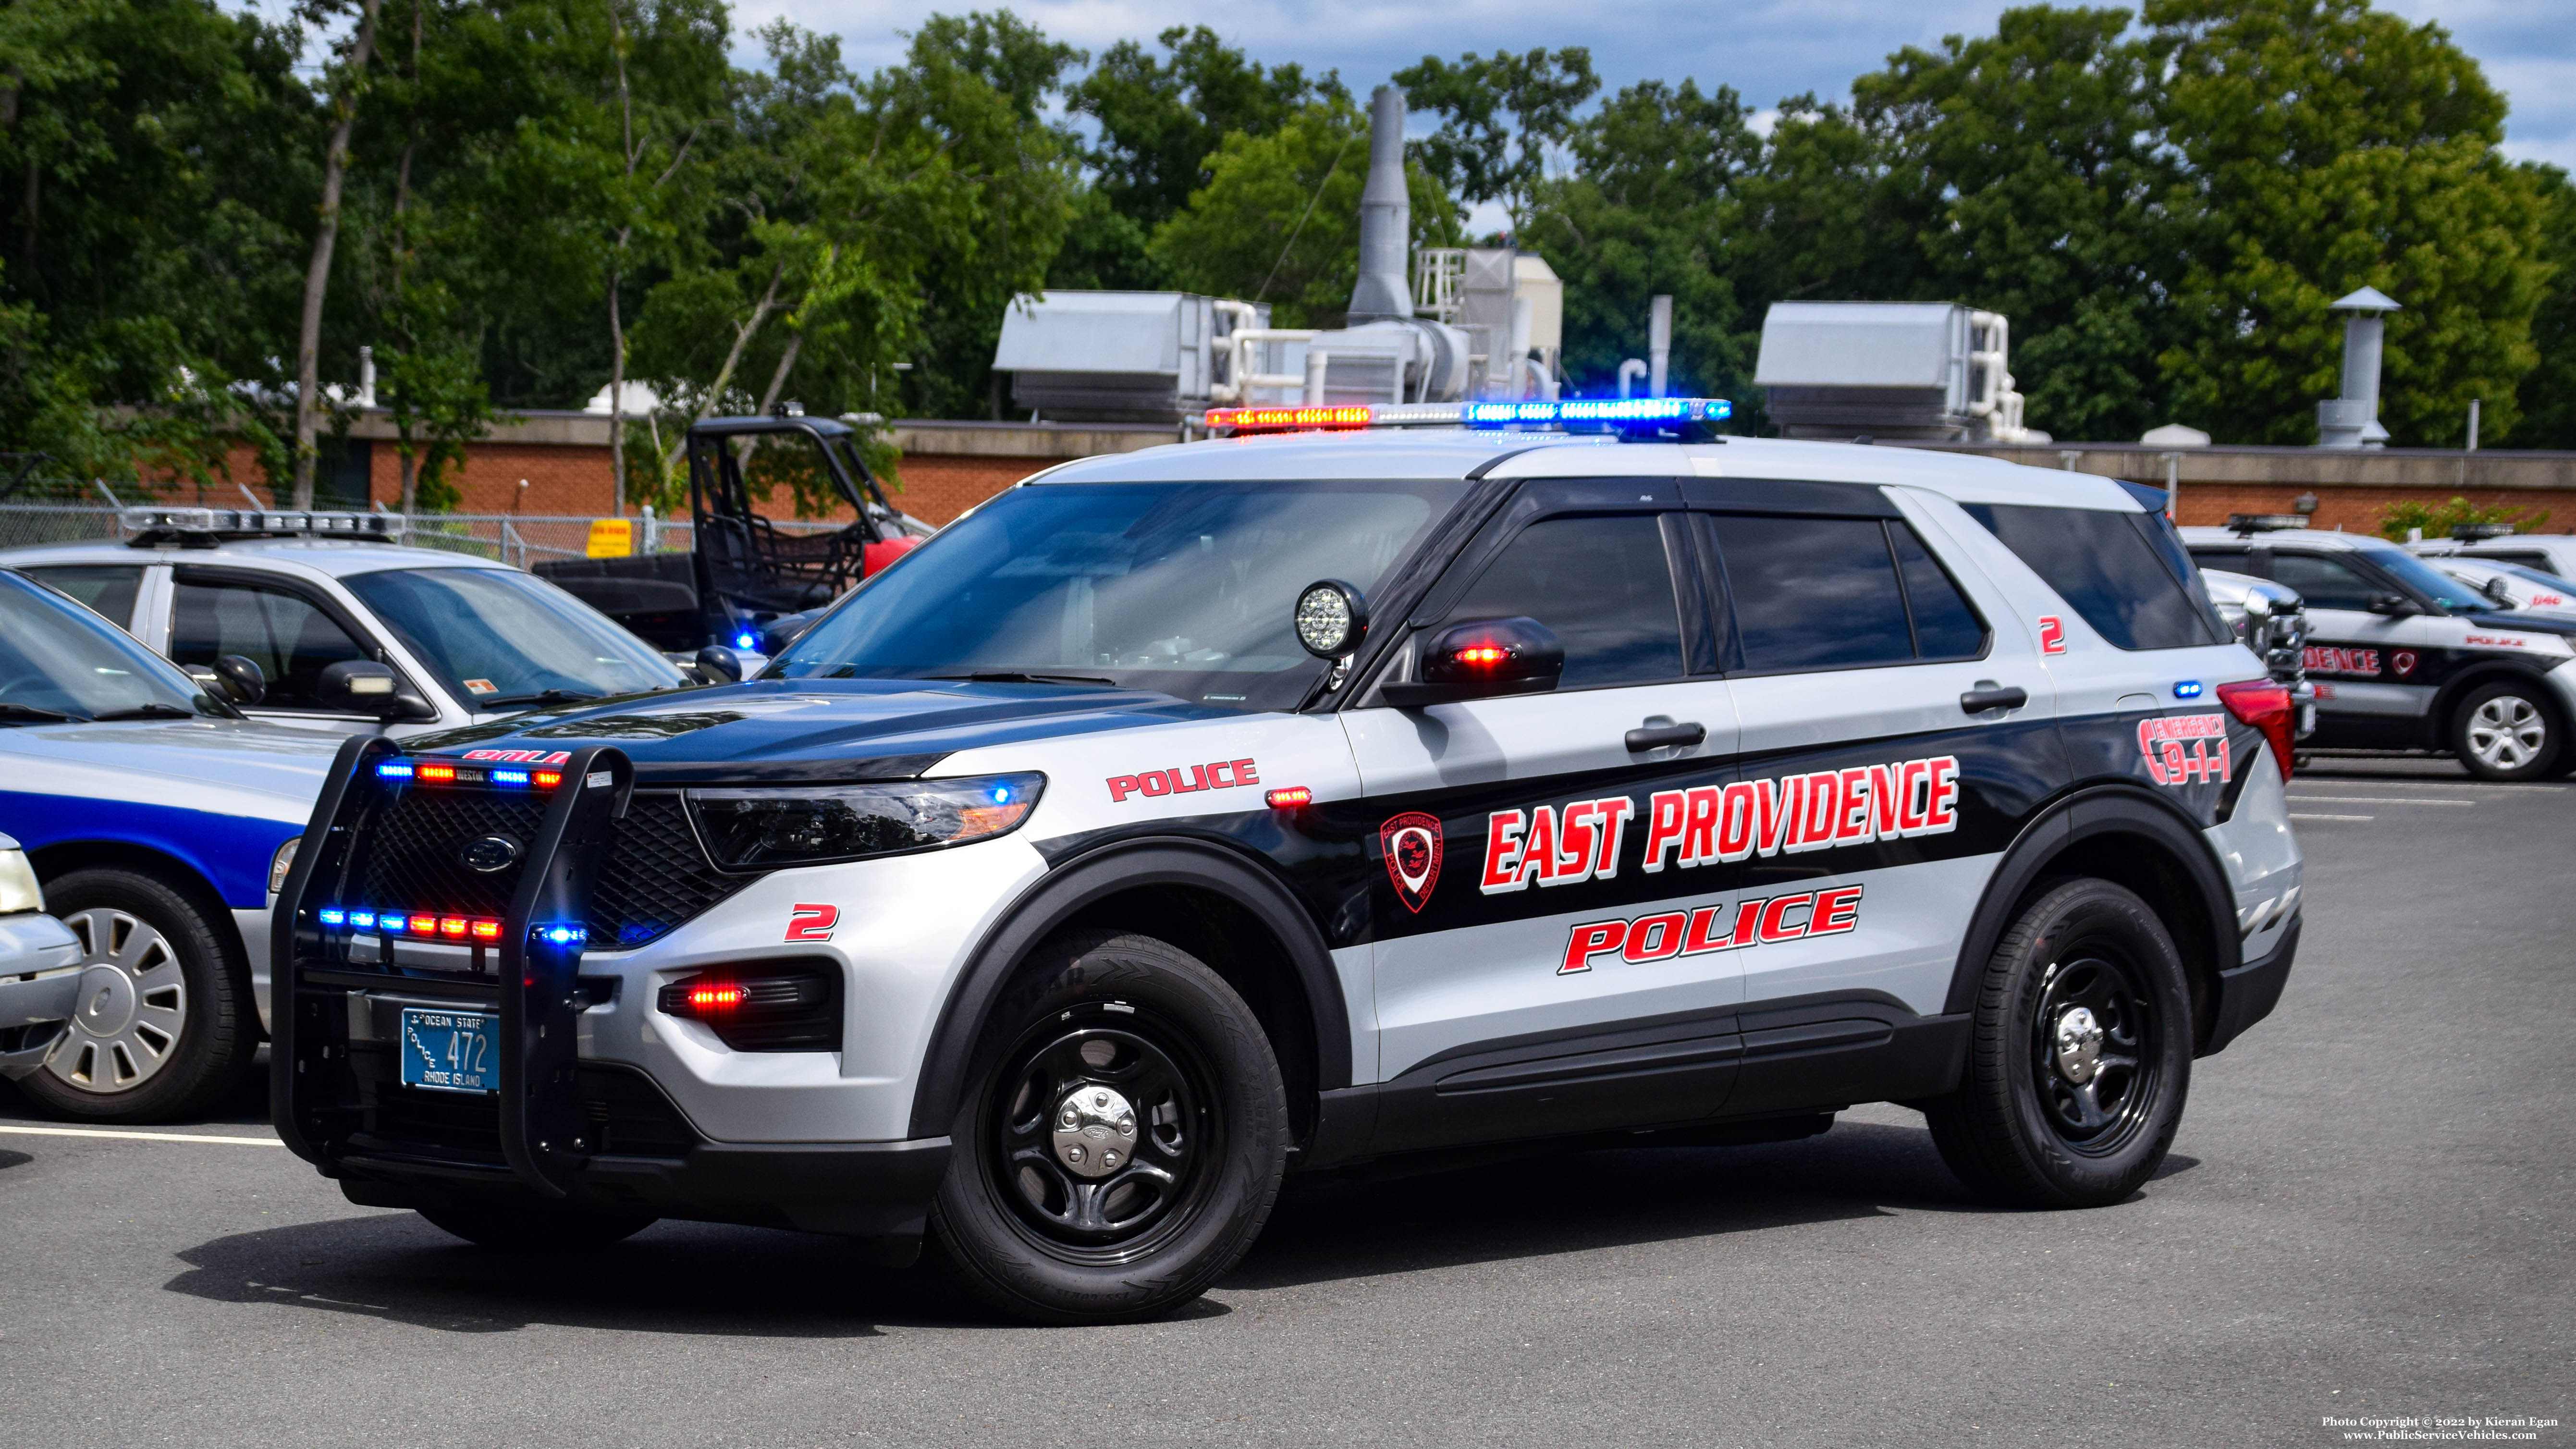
[2510,164,2575,448]
[2150,0,2550,446]
[1394,48,1597,235]
[1148,97,1458,328]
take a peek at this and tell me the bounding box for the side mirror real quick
[1378,617,1564,708]
[1292,579,1369,659]
[2366,592,2420,618]
[317,659,401,714]
[2482,577,2515,608]
[211,654,267,705]
[694,645,744,683]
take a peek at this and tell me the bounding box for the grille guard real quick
[273,735,635,1199]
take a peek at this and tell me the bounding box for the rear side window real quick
[22,565,144,630]
[1449,514,1684,689]
[1705,516,1988,672]
[1964,504,2225,650]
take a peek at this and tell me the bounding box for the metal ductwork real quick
[1292,85,1470,405]
[1349,86,1412,323]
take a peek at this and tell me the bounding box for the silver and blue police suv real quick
[273,404,2304,1323]
[0,568,340,1121]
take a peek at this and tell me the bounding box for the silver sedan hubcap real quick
[2466,696,2546,769]
[44,908,187,1094]
[1052,1084,1139,1179]
[2052,1005,2105,1084]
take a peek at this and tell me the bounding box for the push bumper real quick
[2202,912,2300,1056]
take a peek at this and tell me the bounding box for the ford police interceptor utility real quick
[0,568,340,1121]
[271,400,2304,1324]
[2185,521,2576,780]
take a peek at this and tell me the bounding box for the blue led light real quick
[1463,397,1730,428]
[735,632,759,650]
[318,908,345,926]
[537,924,588,946]
[350,910,377,929]
[2174,680,2204,699]
[491,768,530,786]
[377,761,414,779]
[991,784,1014,804]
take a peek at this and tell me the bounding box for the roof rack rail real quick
[122,507,404,545]
[2225,514,2311,536]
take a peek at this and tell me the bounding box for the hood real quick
[0,718,342,821]
[2457,609,2576,639]
[400,677,1236,783]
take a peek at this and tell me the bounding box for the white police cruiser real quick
[0,568,341,1120]
[2186,518,2576,780]
[2407,526,2576,585]
[272,400,2304,1323]
[1,508,699,736]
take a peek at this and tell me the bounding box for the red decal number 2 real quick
[785,904,839,942]
[2037,616,2066,655]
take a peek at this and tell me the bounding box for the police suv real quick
[272,402,2304,1324]
[2185,520,2576,780]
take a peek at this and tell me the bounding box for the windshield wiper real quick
[924,671,1119,688]
[476,689,601,710]
[0,702,83,724]
[92,703,200,721]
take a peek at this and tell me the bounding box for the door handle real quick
[1959,685,2028,714]
[1625,720,1707,752]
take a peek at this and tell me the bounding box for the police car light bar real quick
[121,506,404,541]
[377,758,561,788]
[1204,398,1732,436]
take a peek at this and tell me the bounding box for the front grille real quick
[356,1064,699,1163]
[353,787,752,949]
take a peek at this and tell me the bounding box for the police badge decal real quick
[1379,811,1444,914]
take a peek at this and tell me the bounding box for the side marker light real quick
[1264,786,1313,808]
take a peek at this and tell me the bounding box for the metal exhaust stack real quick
[1347,86,1411,322]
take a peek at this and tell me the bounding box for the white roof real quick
[1033,430,2146,511]
[0,536,520,580]
[2178,526,2407,556]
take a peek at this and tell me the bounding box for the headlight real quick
[269,837,300,897]
[687,774,1044,870]
[0,848,42,914]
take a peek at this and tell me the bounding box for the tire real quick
[2450,681,2562,781]
[1925,879,2193,1209]
[928,930,1288,1325]
[418,1201,656,1252]
[13,868,256,1124]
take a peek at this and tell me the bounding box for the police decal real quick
[1379,812,1444,914]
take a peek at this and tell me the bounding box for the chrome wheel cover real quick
[43,908,188,1094]
[2466,695,2547,771]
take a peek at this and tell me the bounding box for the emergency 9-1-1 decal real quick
[2138,714,2230,786]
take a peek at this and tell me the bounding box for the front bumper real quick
[0,912,82,1080]
[2203,912,2300,1056]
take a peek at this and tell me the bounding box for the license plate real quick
[397,1007,497,1094]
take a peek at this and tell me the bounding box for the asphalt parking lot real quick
[1,755,2567,1448]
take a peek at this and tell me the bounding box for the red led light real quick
[1454,645,1509,666]
[470,919,502,941]
[408,913,438,934]
[532,770,562,788]
[687,983,748,1011]
[1206,405,1372,434]
[439,916,468,938]
[1264,786,1313,808]
[417,763,457,783]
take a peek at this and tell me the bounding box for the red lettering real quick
[1869,765,1900,843]
[1107,774,1142,802]
[1554,802,1598,886]
[1836,767,1873,842]
[1717,782,1757,861]
[1481,810,1527,893]
[1642,790,1688,872]
[1561,920,1626,974]
[1757,777,1795,856]
[1622,912,1688,963]
[1592,798,1634,878]
[1169,764,1208,794]
[1518,806,1559,887]
[1206,761,1235,788]
[1680,785,1722,866]
[1811,885,1863,935]
[785,904,839,943]
[1926,757,1960,830]
[1759,892,1815,943]
[1233,758,1260,786]
[1898,761,1930,835]
[1791,772,1840,852]
[1138,771,1171,797]
[1732,898,1764,947]
[1682,906,1733,954]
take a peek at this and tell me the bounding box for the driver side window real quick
[1446,514,1685,690]
[2267,553,2380,612]
[171,579,370,711]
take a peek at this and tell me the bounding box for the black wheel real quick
[13,868,255,1124]
[929,930,1287,1325]
[417,1201,656,1252]
[2451,681,2561,781]
[1925,879,2192,1208]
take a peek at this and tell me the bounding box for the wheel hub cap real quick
[1052,1084,1139,1179]
[2052,1005,2105,1084]
[75,965,138,1037]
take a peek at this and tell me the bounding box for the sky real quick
[736,0,2576,181]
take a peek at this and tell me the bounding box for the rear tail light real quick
[2217,679,2295,783]
[656,965,841,1051]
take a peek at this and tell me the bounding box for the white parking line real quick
[2289,813,2375,822]
[2286,797,2474,806]
[0,1123,281,1145]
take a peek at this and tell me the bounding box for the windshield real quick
[341,567,686,708]
[0,571,220,722]
[770,479,1471,711]
[2355,541,2493,613]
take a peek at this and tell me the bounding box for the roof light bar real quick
[1203,398,1731,436]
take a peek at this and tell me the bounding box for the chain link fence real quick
[0,497,848,566]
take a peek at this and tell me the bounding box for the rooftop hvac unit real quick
[994,291,1271,423]
[1753,301,2046,443]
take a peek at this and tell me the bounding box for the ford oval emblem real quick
[460,834,523,873]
